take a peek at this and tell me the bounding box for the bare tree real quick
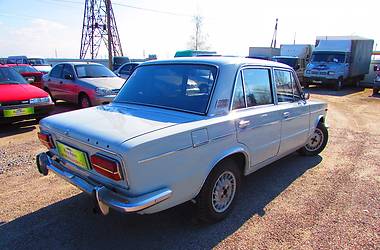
[188,14,209,50]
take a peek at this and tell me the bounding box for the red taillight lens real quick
[90,154,122,181]
[38,132,54,149]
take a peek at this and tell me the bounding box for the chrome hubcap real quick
[212,171,236,213]
[305,128,324,152]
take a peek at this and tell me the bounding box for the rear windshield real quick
[75,64,116,78]
[12,65,39,73]
[114,64,217,114]
[0,67,27,84]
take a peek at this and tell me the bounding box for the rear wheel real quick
[79,94,91,108]
[373,87,379,96]
[299,122,328,156]
[334,78,343,91]
[195,159,241,223]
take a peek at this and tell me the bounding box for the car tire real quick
[44,88,56,103]
[373,87,379,96]
[195,159,241,223]
[299,122,328,156]
[79,94,91,108]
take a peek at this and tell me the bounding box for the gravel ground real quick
[0,88,379,249]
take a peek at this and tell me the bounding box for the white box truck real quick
[248,47,280,60]
[304,36,374,90]
[273,44,314,83]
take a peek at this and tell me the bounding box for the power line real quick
[35,0,192,17]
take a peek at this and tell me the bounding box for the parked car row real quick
[35,57,329,223]
[0,65,54,124]
[0,61,129,124]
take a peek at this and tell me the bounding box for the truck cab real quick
[304,51,350,89]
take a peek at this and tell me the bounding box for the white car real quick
[36,57,328,223]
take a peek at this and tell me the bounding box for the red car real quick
[6,64,44,89]
[0,65,54,124]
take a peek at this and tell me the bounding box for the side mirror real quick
[64,74,73,80]
[295,64,300,70]
[303,92,310,100]
[116,73,121,77]
[27,78,35,84]
[374,65,379,72]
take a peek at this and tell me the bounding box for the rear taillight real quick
[90,154,122,181]
[38,132,54,149]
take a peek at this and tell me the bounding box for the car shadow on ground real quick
[0,120,38,137]
[0,102,77,138]
[305,86,366,97]
[0,153,322,249]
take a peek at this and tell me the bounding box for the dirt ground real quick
[0,88,379,249]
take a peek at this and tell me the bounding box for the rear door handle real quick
[283,112,290,118]
[238,120,250,128]
[59,81,63,84]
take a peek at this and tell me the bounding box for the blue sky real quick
[0,0,379,59]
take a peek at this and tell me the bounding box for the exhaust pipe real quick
[36,152,49,176]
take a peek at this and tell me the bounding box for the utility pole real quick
[105,0,112,69]
[270,18,278,48]
[79,0,123,69]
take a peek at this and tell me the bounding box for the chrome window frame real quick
[229,65,275,111]
[272,67,301,104]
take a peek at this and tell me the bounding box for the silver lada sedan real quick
[42,62,125,108]
[37,57,328,223]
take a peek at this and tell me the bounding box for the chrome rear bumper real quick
[37,152,172,215]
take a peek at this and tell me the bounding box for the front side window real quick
[115,64,217,114]
[119,65,132,74]
[62,64,75,78]
[274,69,302,102]
[243,68,273,107]
[50,64,64,78]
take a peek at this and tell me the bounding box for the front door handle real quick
[238,120,250,129]
[283,112,290,118]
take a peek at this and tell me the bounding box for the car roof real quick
[5,64,31,67]
[140,56,292,69]
[54,62,104,66]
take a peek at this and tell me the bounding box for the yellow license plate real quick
[3,107,34,117]
[56,142,90,170]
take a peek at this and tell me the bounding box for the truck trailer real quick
[304,36,374,90]
[273,44,314,83]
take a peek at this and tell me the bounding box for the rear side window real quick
[242,68,273,107]
[50,64,63,78]
[274,69,301,102]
